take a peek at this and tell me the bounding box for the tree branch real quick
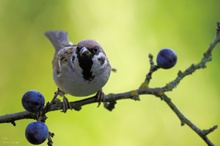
[0,22,220,146]
[160,93,217,146]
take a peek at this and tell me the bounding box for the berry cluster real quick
[22,90,49,145]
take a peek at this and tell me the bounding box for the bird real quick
[44,31,111,112]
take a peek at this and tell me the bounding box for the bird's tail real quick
[44,31,70,52]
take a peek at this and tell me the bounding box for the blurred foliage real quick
[0,0,220,146]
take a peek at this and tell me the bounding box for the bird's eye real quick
[92,46,98,53]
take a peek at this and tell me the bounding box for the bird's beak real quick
[80,47,92,57]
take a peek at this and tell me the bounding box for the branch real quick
[0,22,220,146]
[160,93,217,146]
[166,22,220,91]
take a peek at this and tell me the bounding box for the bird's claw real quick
[62,96,72,113]
[96,90,105,107]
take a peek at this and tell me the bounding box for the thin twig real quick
[160,94,217,146]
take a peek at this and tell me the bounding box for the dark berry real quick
[22,90,45,112]
[156,48,177,69]
[25,122,49,145]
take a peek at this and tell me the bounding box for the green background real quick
[0,0,220,145]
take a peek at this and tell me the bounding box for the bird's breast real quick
[53,64,111,96]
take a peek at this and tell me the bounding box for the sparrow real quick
[44,31,111,112]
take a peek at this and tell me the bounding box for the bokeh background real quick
[0,0,220,145]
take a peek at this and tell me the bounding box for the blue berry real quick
[25,122,49,145]
[22,90,45,112]
[156,48,177,69]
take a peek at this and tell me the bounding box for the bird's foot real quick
[55,89,72,113]
[62,96,73,113]
[95,89,105,107]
